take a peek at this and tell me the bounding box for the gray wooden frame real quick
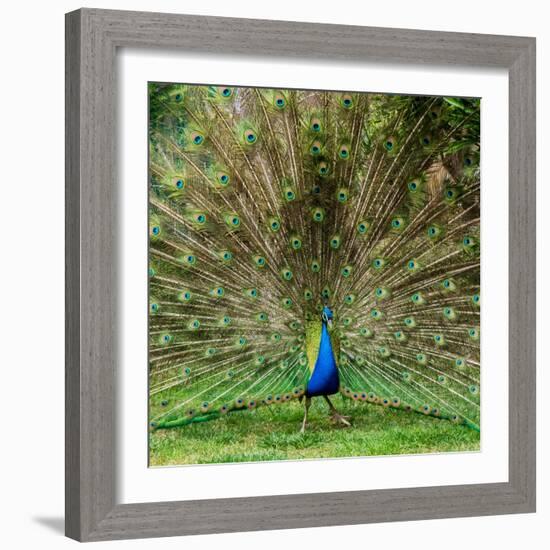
[65,8,536,542]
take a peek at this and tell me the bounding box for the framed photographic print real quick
[65,8,536,542]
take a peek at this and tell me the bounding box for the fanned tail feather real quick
[148,84,480,431]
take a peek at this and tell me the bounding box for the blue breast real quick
[306,323,340,397]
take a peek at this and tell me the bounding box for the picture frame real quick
[65,7,536,542]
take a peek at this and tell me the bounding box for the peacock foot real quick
[329,413,351,427]
[300,422,309,433]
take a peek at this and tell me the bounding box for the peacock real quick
[148,83,481,435]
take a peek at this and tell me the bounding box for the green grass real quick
[149,397,480,466]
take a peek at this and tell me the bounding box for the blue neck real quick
[306,321,340,397]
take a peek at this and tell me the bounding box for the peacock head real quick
[321,306,334,328]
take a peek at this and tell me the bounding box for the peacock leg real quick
[300,397,311,433]
[323,396,351,427]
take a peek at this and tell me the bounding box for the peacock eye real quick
[285,190,295,200]
[337,189,348,202]
[175,93,183,102]
[274,93,286,108]
[267,216,281,231]
[220,87,232,97]
[281,268,293,281]
[217,171,230,185]
[427,225,441,238]
[408,181,418,191]
[464,157,473,166]
[312,208,325,222]
[176,179,184,189]
[338,145,349,159]
[244,129,257,143]
[318,162,329,176]
[384,137,395,151]
[151,226,160,235]
[357,221,369,234]
[312,122,320,131]
[392,217,404,229]
[310,141,321,155]
[341,94,353,108]
[422,136,431,146]
[192,132,204,145]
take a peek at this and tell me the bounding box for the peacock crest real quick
[148,84,480,436]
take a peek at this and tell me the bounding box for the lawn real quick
[149,396,480,466]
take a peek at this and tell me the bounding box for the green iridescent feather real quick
[148,83,481,431]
